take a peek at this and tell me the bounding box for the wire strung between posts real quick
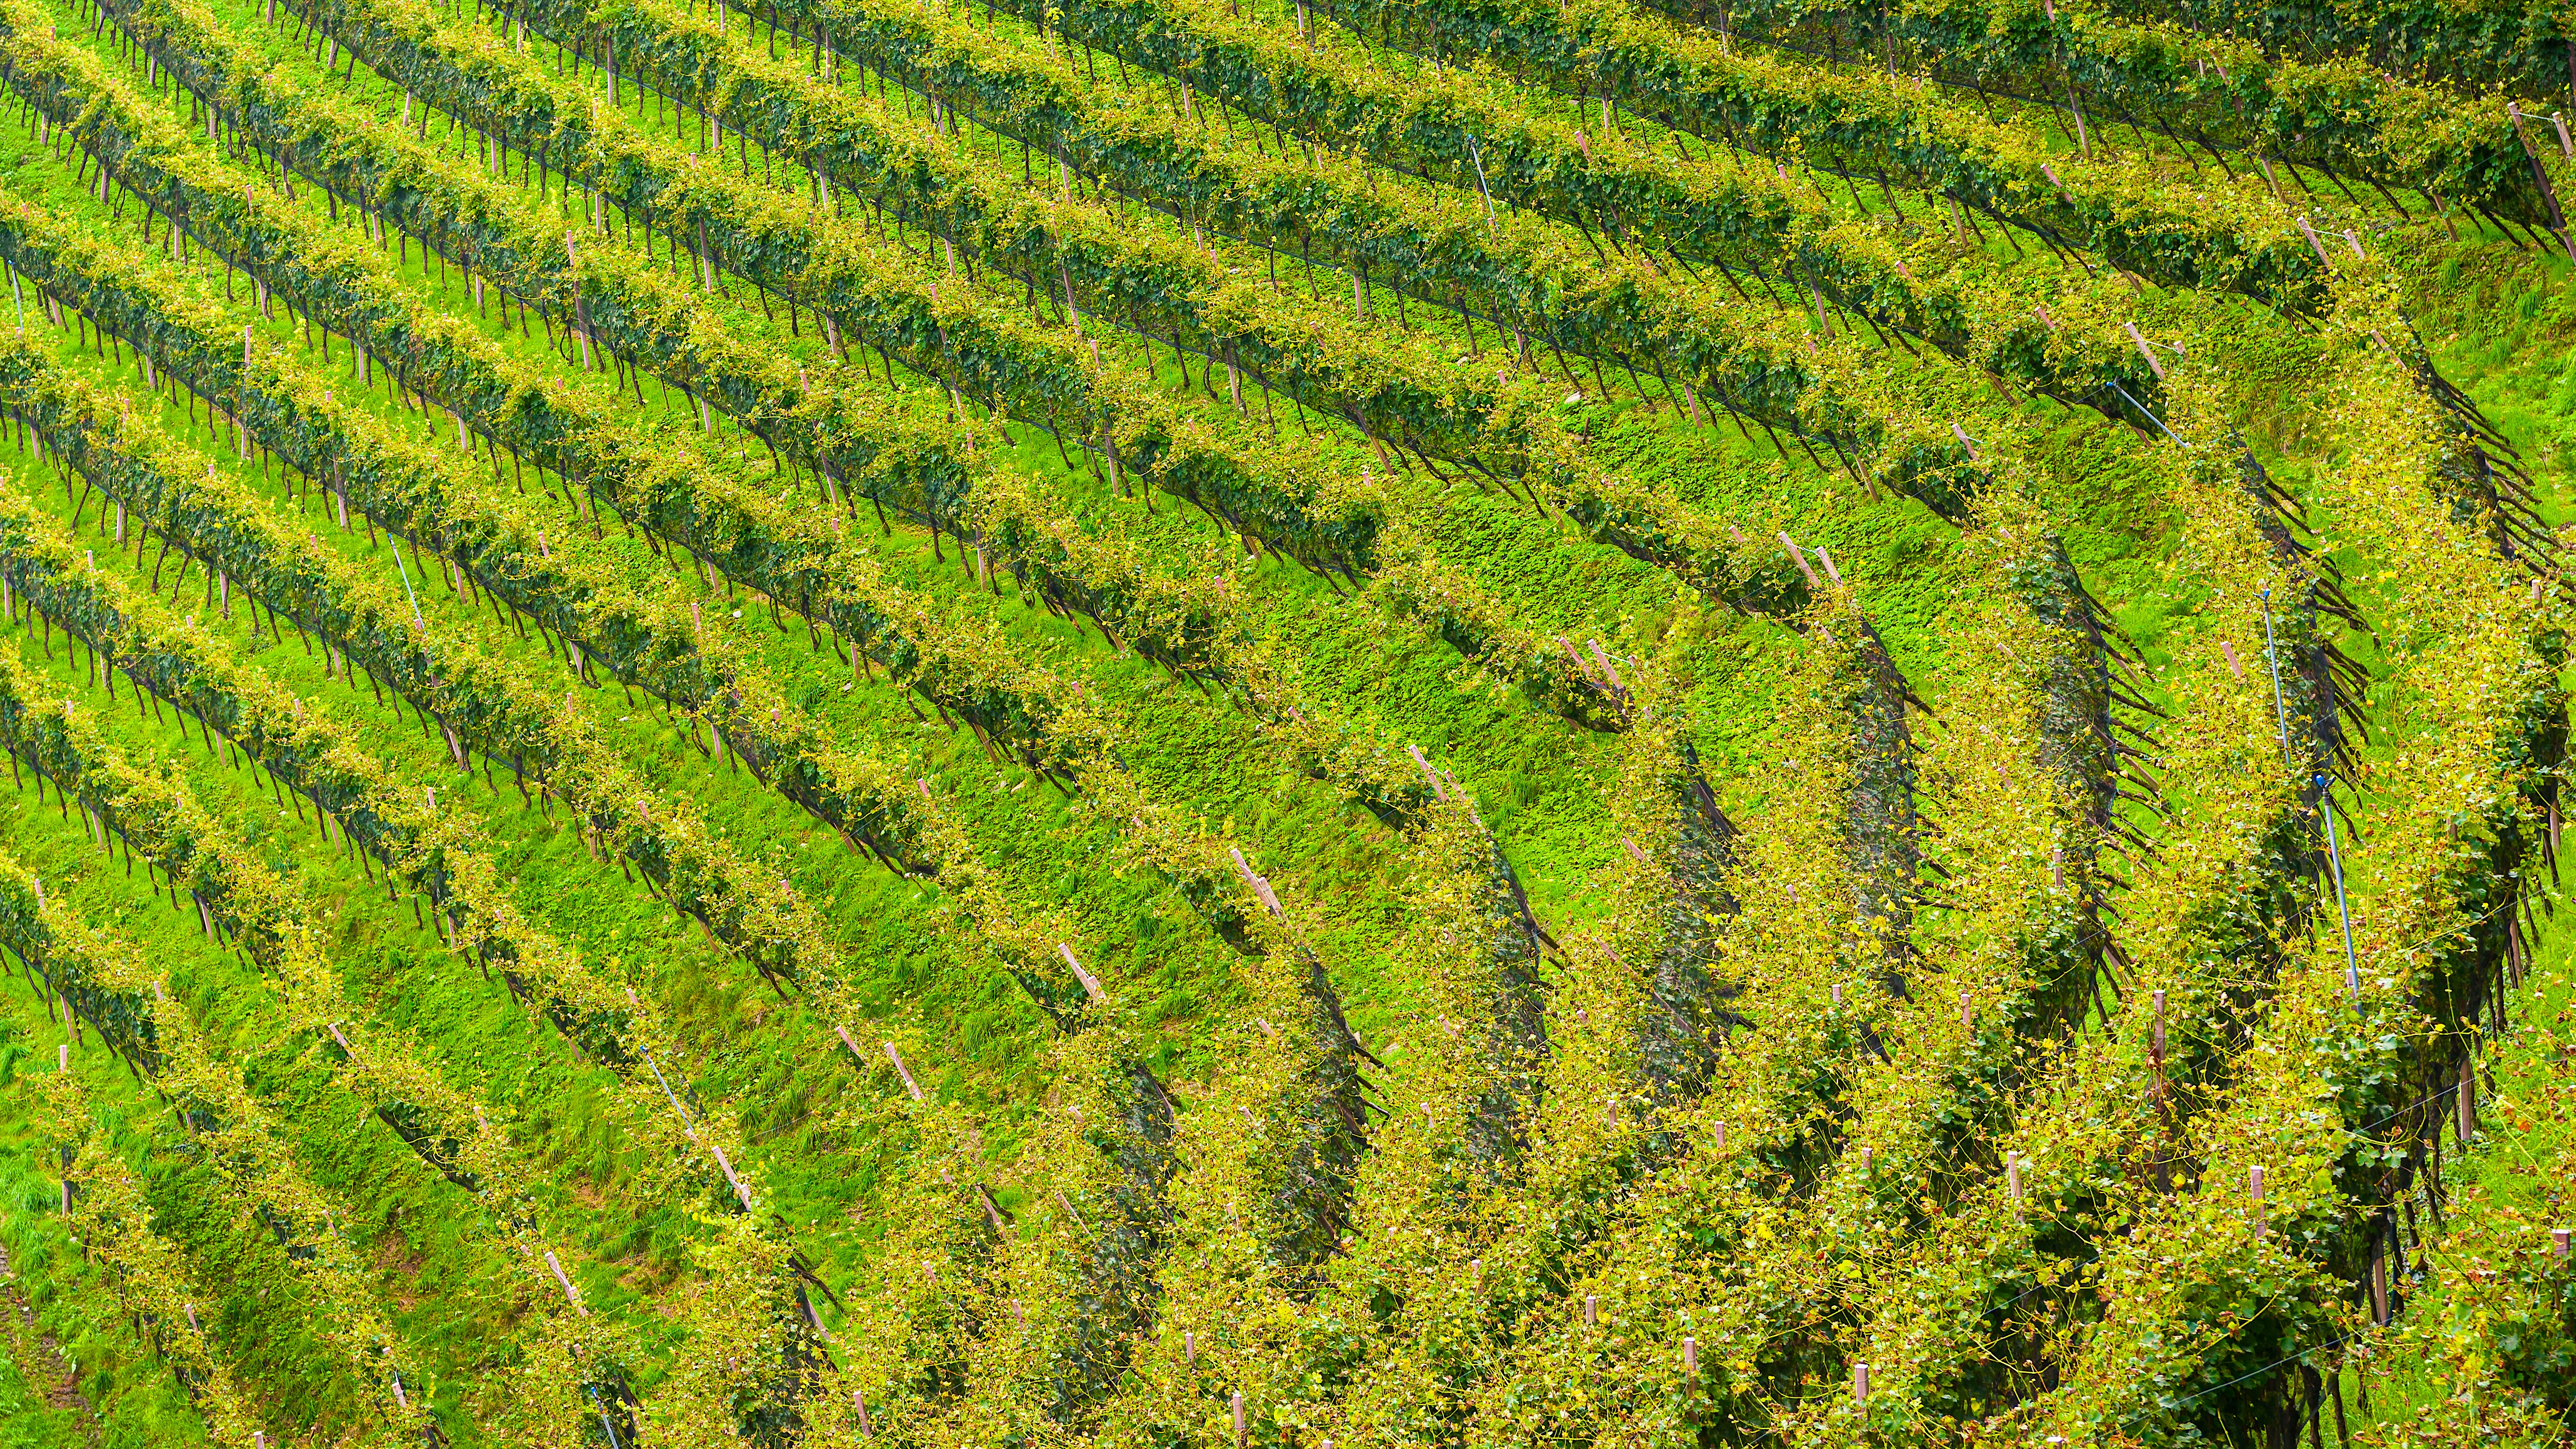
[2118,1325,2362,1427]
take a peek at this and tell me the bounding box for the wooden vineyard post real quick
[2458,1056,2475,1145]
[2150,988,2166,1107]
[2508,103,2576,262]
[2123,321,2165,381]
[1057,943,1106,1003]
[2371,1217,2389,1325]
[544,1250,586,1314]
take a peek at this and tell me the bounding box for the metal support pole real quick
[2319,774,2363,1009]
[2260,590,2294,766]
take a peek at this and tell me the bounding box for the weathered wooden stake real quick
[1058,943,1106,1003]
[2458,1057,2476,1144]
[545,1250,586,1313]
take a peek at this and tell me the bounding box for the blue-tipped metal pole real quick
[586,1387,625,1449]
[2319,773,2363,1010]
[389,537,424,628]
[2259,590,2294,767]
